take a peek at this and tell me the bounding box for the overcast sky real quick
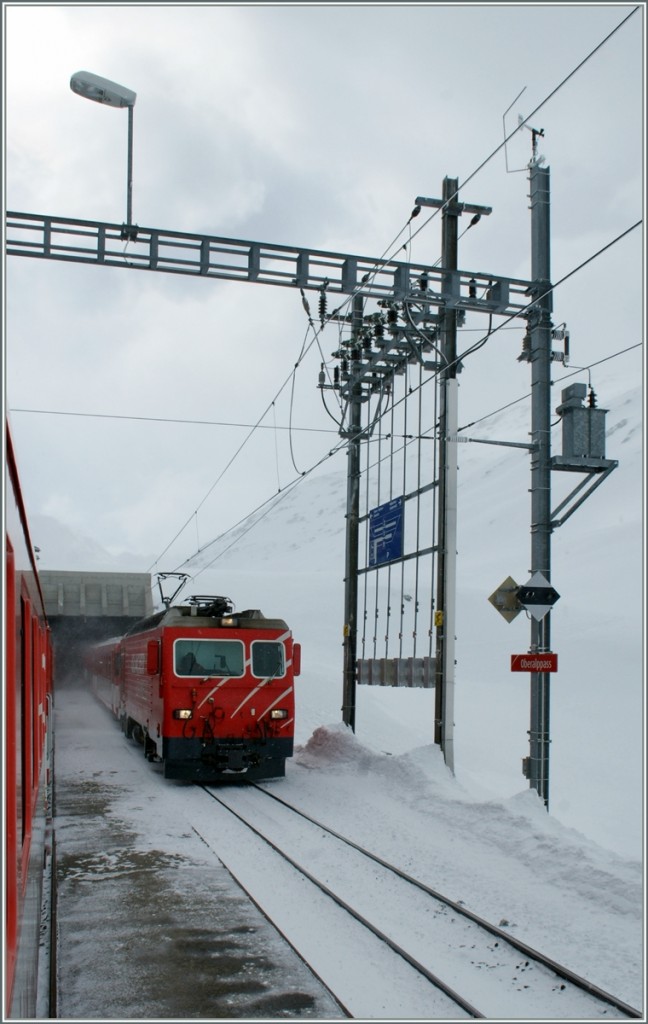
[3,2,644,572]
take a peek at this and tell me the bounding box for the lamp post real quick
[70,71,137,239]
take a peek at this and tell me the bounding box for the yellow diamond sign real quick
[488,576,523,623]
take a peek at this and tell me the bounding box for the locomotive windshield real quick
[174,639,244,677]
[251,641,285,678]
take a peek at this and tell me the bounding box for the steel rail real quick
[199,785,484,1018]
[188,819,353,1021]
[250,783,643,1020]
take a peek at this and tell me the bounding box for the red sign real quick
[511,653,558,673]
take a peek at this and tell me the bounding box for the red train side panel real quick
[4,423,54,1018]
[85,596,301,783]
[84,634,122,717]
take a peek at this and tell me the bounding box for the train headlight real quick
[270,709,289,720]
[173,709,193,720]
[220,616,239,627]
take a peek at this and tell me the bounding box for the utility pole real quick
[434,176,460,768]
[527,159,553,806]
[341,295,364,730]
[6,206,537,755]
[7,157,620,800]
[423,179,491,769]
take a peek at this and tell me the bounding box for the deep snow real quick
[53,685,643,1019]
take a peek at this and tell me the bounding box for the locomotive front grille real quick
[162,735,292,782]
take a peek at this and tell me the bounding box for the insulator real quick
[341,358,349,375]
[468,277,477,299]
[517,330,532,364]
[319,290,327,325]
[418,272,428,291]
[374,321,384,340]
[588,388,597,408]
[318,363,326,387]
[333,366,340,385]
[300,288,312,320]
[387,306,398,325]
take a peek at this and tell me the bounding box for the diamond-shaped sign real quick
[517,571,560,621]
[488,576,523,623]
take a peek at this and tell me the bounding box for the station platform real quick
[51,684,341,1020]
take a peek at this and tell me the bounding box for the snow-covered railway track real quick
[195,783,641,1020]
[251,783,643,1018]
[194,785,478,1018]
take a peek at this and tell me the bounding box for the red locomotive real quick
[84,595,301,782]
[4,421,54,1017]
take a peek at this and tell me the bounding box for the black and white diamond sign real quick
[516,571,560,621]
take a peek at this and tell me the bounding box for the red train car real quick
[84,595,301,782]
[4,422,54,1018]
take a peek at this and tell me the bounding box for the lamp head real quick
[70,71,136,109]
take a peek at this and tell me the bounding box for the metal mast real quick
[434,176,460,769]
[527,160,553,806]
[341,295,365,730]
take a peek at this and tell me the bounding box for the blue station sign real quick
[369,497,404,567]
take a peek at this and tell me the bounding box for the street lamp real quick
[70,70,137,239]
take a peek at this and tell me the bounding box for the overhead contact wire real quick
[154,6,641,575]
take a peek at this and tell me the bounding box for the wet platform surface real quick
[53,685,341,1019]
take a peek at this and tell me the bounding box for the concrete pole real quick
[528,162,553,806]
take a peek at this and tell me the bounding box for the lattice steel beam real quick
[6,211,532,314]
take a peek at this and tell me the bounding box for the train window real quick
[174,639,244,678]
[251,641,285,679]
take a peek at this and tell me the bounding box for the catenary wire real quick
[348,336,642,490]
[146,7,641,571]
[174,436,350,581]
[154,215,642,577]
[326,5,640,369]
[458,342,642,433]
[148,321,339,571]
[359,221,643,450]
[8,408,338,434]
[400,6,641,254]
[289,4,641,333]
[234,2,641,457]
[166,335,639,586]
[36,8,637,580]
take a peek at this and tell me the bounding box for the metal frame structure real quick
[5,167,618,806]
[6,211,531,309]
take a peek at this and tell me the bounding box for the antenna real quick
[503,88,547,172]
[502,86,528,174]
[519,116,546,166]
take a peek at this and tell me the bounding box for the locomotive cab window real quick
[174,640,244,678]
[251,641,285,679]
